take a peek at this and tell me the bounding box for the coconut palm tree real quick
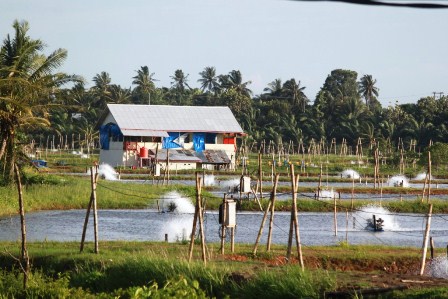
[198,66,220,94]
[359,74,379,109]
[170,69,190,91]
[106,84,131,104]
[219,70,252,97]
[92,71,111,108]
[282,79,308,113]
[261,78,283,102]
[0,20,80,288]
[132,66,156,104]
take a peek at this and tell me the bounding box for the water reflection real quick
[2,209,448,248]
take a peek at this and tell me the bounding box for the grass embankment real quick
[2,171,448,216]
[1,241,448,298]
[0,173,200,217]
[0,241,336,298]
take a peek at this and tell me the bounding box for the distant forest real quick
[41,67,448,154]
[2,20,448,160]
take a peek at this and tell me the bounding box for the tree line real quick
[2,20,448,174]
[55,67,447,153]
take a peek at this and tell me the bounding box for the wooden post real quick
[286,165,304,270]
[420,204,433,275]
[197,176,206,265]
[258,153,263,200]
[351,175,354,209]
[80,192,93,253]
[266,174,280,252]
[334,194,337,236]
[345,210,349,243]
[430,237,434,260]
[230,226,235,253]
[80,165,99,253]
[92,165,99,254]
[317,165,322,198]
[220,194,227,254]
[428,151,431,203]
[188,173,200,262]
[188,173,206,264]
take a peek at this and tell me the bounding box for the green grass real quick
[0,174,202,216]
[0,241,337,298]
[2,241,448,298]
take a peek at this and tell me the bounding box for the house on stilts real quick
[97,104,244,171]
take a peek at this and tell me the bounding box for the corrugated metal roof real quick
[120,129,169,137]
[106,104,244,133]
[148,149,231,164]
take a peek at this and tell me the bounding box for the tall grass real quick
[0,174,200,216]
[0,241,340,298]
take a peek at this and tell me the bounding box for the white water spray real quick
[87,164,118,180]
[160,191,195,242]
[428,256,448,278]
[99,164,118,180]
[203,174,216,186]
[414,173,435,181]
[341,169,360,179]
[219,178,241,192]
[387,175,410,187]
[354,205,400,231]
[162,191,195,214]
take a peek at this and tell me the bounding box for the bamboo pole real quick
[420,204,433,275]
[188,174,200,262]
[266,174,280,252]
[292,173,303,269]
[197,176,206,265]
[80,165,99,253]
[428,151,432,203]
[92,165,99,254]
[334,194,337,236]
[258,153,263,200]
[220,194,228,254]
[253,196,272,254]
[188,173,206,264]
[230,226,235,253]
[345,210,349,243]
[286,165,304,270]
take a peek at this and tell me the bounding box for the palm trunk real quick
[14,163,30,289]
[0,133,8,161]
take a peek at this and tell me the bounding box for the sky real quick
[1,0,447,106]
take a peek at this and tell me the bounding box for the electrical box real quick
[219,200,236,227]
[240,176,251,193]
[154,164,161,176]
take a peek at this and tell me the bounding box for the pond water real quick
[2,207,448,248]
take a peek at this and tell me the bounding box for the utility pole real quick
[433,92,444,100]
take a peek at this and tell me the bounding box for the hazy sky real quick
[1,0,447,106]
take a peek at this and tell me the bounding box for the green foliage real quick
[132,276,210,299]
[420,142,448,168]
[0,270,95,298]
[234,267,335,299]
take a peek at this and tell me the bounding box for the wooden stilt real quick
[266,175,280,252]
[220,194,228,255]
[80,164,99,253]
[188,173,206,264]
[420,204,433,275]
[286,165,304,270]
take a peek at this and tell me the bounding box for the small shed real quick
[97,104,244,169]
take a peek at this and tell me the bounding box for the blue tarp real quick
[193,133,205,152]
[163,132,183,149]
[100,123,123,150]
